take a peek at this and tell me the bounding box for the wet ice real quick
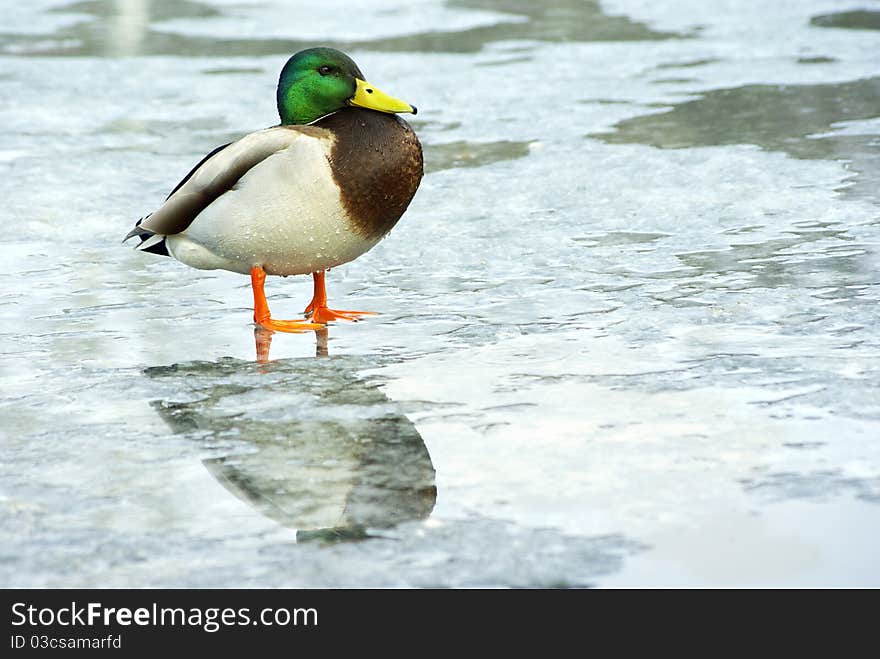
[1,0,879,587]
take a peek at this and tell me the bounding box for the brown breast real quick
[318,107,424,241]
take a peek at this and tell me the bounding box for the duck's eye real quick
[318,66,332,76]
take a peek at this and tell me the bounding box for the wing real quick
[124,126,320,247]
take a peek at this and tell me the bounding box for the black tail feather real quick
[139,236,170,256]
[124,214,170,257]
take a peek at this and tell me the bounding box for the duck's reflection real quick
[145,345,436,544]
[254,326,327,364]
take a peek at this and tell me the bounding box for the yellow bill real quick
[350,78,417,114]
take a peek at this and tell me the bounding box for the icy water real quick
[1,0,879,587]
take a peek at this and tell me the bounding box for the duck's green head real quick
[277,47,417,125]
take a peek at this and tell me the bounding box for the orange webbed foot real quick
[305,271,378,324]
[307,306,377,324]
[255,316,325,333]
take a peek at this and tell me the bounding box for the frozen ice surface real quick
[1,0,879,587]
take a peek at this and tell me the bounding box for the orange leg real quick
[304,271,377,324]
[251,266,324,333]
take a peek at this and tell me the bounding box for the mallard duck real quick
[125,47,423,331]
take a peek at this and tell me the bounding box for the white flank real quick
[166,133,378,276]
